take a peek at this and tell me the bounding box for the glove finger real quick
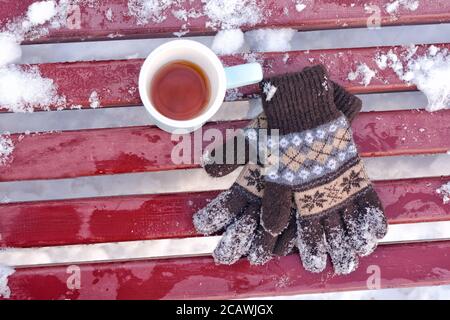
[203,136,250,178]
[273,210,297,256]
[289,69,361,123]
[340,201,378,257]
[357,187,388,239]
[203,114,268,177]
[332,81,362,123]
[296,214,328,273]
[213,203,260,265]
[193,184,251,235]
[204,163,241,178]
[247,225,277,265]
[322,211,359,275]
[342,188,387,256]
[261,182,292,236]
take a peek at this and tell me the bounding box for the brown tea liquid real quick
[150,60,210,120]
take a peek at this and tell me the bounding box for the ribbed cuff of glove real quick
[260,65,342,134]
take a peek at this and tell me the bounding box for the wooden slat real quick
[3,44,448,113]
[1,176,449,248]
[352,109,450,157]
[2,1,450,44]
[0,121,245,182]
[4,241,450,300]
[2,109,450,182]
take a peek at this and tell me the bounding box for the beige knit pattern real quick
[294,160,370,216]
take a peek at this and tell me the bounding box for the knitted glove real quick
[261,65,388,274]
[193,74,362,265]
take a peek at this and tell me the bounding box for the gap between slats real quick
[19,24,450,64]
[0,153,449,203]
[0,92,430,134]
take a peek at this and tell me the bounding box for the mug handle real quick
[224,62,264,89]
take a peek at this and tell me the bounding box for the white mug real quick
[139,40,263,133]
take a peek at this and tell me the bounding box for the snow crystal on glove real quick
[326,226,359,275]
[213,214,257,265]
[247,235,273,265]
[365,206,388,240]
[345,206,387,257]
[277,236,297,256]
[262,82,278,102]
[192,190,235,235]
[296,221,328,273]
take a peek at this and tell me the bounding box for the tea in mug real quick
[150,60,211,120]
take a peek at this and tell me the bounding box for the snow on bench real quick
[2,44,448,113]
[1,0,450,300]
[2,0,450,44]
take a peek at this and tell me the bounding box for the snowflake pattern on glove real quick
[244,168,265,192]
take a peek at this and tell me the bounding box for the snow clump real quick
[0,134,15,166]
[348,63,377,87]
[263,82,277,101]
[203,0,264,30]
[0,65,66,112]
[0,34,22,67]
[27,1,58,25]
[211,29,245,55]
[245,28,296,52]
[0,265,15,299]
[376,46,450,112]
[127,0,177,24]
[386,0,419,15]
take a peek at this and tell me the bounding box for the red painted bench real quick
[1,0,450,299]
